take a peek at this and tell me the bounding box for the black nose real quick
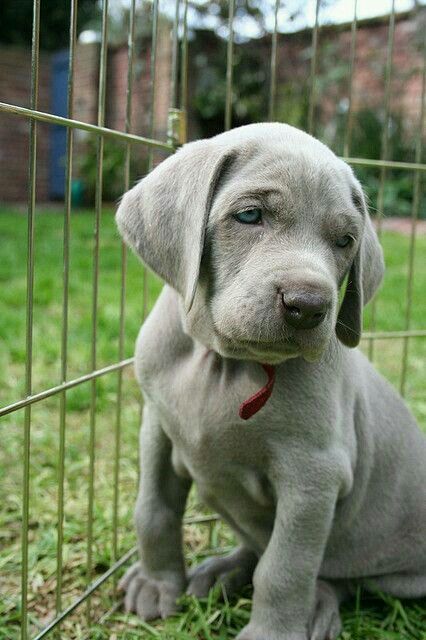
[282,292,329,330]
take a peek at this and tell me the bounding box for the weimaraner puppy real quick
[116,123,426,640]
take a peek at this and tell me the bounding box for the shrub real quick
[78,137,146,203]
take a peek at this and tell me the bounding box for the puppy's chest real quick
[140,347,275,470]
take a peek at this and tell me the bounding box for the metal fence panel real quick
[0,1,424,637]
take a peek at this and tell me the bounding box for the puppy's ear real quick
[336,184,384,347]
[116,140,235,310]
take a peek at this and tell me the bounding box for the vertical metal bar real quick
[308,0,321,134]
[225,0,235,131]
[56,0,78,624]
[400,28,426,396]
[21,2,40,639]
[368,0,396,360]
[343,0,358,157]
[180,0,189,115]
[171,0,180,110]
[144,0,160,322]
[87,0,108,623]
[148,0,160,164]
[268,0,280,122]
[112,0,136,572]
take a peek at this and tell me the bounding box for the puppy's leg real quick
[119,404,191,620]
[236,463,341,640]
[187,546,258,598]
[363,572,426,599]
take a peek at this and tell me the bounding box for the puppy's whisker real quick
[336,319,358,335]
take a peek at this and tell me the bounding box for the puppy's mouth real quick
[241,340,325,364]
[233,338,299,362]
[213,326,329,364]
[213,330,309,364]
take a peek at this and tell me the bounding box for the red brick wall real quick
[0,35,171,203]
[351,15,424,128]
[0,46,50,203]
[73,42,100,125]
[271,10,425,152]
[70,42,100,182]
[107,25,171,140]
[0,11,424,204]
[105,24,172,178]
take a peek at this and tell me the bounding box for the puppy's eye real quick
[336,235,354,248]
[233,208,262,225]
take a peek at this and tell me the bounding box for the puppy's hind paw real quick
[187,547,256,599]
[308,580,342,640]
[118,562,185,621]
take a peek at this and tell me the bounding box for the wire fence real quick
[0,1,425,638]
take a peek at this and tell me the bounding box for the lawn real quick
[0,208,425,640]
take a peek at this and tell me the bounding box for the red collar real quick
[239,364,276,421]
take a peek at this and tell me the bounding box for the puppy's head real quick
[116,123,384,364]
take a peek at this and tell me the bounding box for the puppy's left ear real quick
[336,184,385,348]
[116,139,235,310]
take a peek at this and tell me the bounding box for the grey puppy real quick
[116,123,426,640]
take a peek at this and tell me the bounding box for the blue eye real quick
[233,208,262,225]
[336,235,354,248]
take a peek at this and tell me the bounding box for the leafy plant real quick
[191,31,268,138]
[339,109,425,218]
[78,137,146,203]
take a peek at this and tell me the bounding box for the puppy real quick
[116,123,426,640]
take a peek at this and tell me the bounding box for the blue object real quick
[50,49,69,200]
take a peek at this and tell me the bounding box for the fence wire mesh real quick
[0,1,425,638]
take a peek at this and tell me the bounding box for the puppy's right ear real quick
[116,139,235,311]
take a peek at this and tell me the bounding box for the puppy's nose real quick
[281,292,329,330]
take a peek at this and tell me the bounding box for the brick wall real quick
[107,21,171,178]
[0,10,424,204]
[351,15,424,128]
[0,33,171,203]
[0,46,50,202]
[107,24,171,139]
[73,42,100,125]
[270,10,425,152]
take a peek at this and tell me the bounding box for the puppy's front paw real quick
[236,623,307,640]
[118,562,185,621]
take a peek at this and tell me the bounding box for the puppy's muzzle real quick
[281,291,330,330]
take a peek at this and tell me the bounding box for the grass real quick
[0,207,425,639]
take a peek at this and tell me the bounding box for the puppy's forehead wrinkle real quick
[210,184,288,223]
[210,150,356,231]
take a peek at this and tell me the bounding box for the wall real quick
[0,46,50,202]
[0,10,424,203]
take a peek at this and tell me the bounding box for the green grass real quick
[0,208,425,639]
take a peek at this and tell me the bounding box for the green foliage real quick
[191,33,268,137]
[275,82,310,130]
[341,109,425,218]
[347,109,415,163]
[78,138,146,204]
